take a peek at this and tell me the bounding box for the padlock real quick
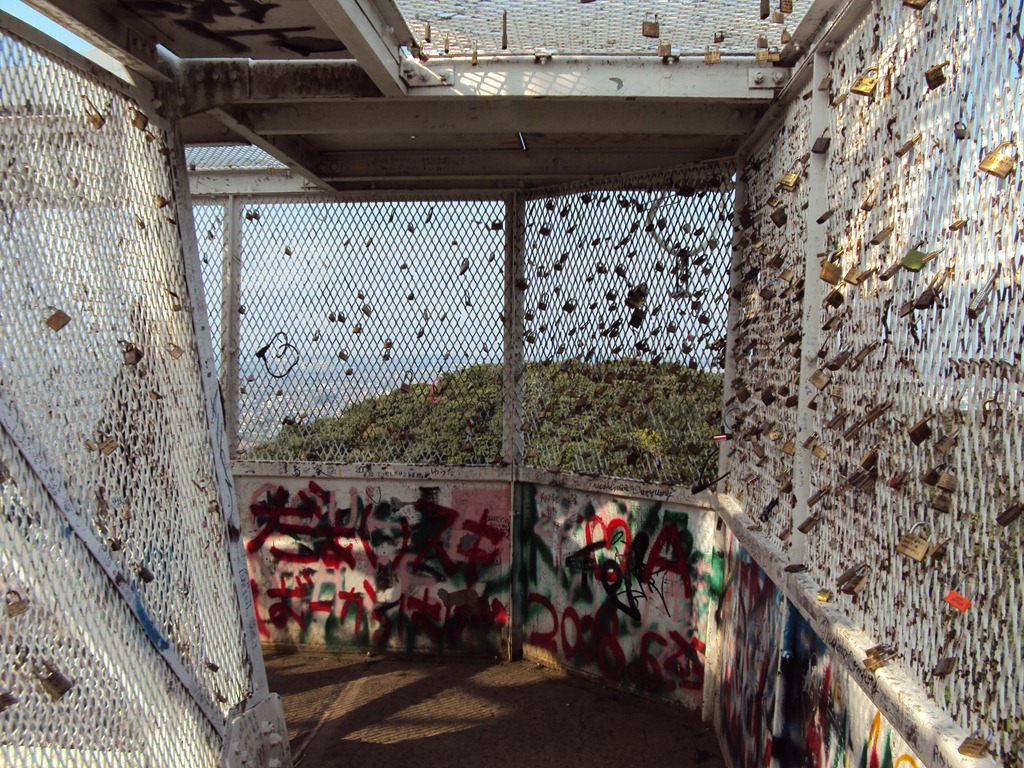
[844,265,874,285]
[863,644,898,671]
[849,341,879,371]
[850,66,879,97]
[46,310,71,331]
[837,563,870,594]
[0,690,15,712]
[902,0,929,7]
[756,34,768,48]
[877,261,901,281]
[957,736,989,758]
[996,502,1022,527]
[967,270,998,319]
[894,133,921,157]
[860,187,877,211]
[807,487,830,507]
[869,224,894,245]
[770,206,788,227]
[169,344,184,359]
[924,61,948,89]
[779,170,800,191]
[642,13,660,38]
[122,343,143,366]
[98,437,117,455]
[782,440,796,455]
[797,513,822,533]
[979,141,1016,178]
[771,10,784,22]
[400,371,413,393]
[898,298,916,318]
[823,288,844,308]
[704,46,721,65]
[926,536,951,559]
[811,134,831,154]
[809,369,831,390]
[936,472,957,492]
[931,493,952,513]
[934,429,959,454]
[657,40,672,57]
[780,0,794,11]
[906,414,933,445]
[896,523,930,562]
[920,465,942,486]
[953,121,968,140]
[5,590,28,617]
[819,259,842,285]
[816,589,832,602]
[36,663,73,701]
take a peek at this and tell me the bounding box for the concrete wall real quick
[236,463,511,656]
[716,532,927,768]
[515,478,721,707]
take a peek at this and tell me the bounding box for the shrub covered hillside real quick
[247,359,722,485]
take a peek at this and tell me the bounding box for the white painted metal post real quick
[789,50,831,568]
[222,195,243,458]
[502,192,525,468]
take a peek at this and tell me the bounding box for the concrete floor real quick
[266,651,725,768]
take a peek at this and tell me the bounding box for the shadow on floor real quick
[266,651,725,768]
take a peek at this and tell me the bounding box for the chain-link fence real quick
[726,0,1024,761]
[194,202,226,373]
[0,23,263,767]
[520,168,733,484]
[226,197,507,464]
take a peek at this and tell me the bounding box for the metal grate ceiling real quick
[396,0,814,57]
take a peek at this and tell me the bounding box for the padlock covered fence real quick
[724,0,1024,763]
[0,20,282,768]
[200,164,734,485]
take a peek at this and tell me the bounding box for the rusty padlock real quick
[957,734,990,758]
[0,690,15,712]
[5,590,28,617]
[46,310,71,331]
[996,501,1022,527]
[808,369,831,390]
[979,142,1016,178]
[895,522,930,562]
[642,13,660,38]
[122,342,143,366]
[931,492,952,513]
[924,61,948,89]
[837,563,870,595]
[770,206,788,227]
[906,413,933,445]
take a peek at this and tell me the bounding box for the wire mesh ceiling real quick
[396,0,814,56]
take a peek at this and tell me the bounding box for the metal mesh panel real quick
[0,21,258,752]
[730,0,1024,762]
[234,197,507,464]
[520,165,733,484]
[0,432,220,767]
[724,94,812,545]
[397,0,814,57]
[194,202,226,374]
[186,145,286,172]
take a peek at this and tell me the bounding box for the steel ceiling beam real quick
[231,99,762,137]
[308,0,412,97]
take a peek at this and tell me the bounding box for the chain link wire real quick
[728,0,1024,762]
[519,166,733,484]
[397,0,812,57]
[230,197,507,464]
[0,24,258,761]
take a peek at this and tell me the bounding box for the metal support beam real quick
[221,196,243,459]
[407,57,786,100]
[175,59,380,117]
[207,107,333,192]
[320,148,733,184]
[21,0,169,81]
[502,193,525,468]
[236,99,762,137]
[308,0,410,97]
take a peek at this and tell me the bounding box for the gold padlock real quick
[4,590,28,617]
[979,141,1016,178]
[756,34,768,49]
[902,0,929,7]
[896,523,930,562]
[809,369,831,390]
[819,260,842,285]
[850,66,879,97]
[704,46,721,65]
[924,61,948,89]
[780,0,794,11]
[657,40,672,57]
[779,170,799,191]
[771,10,784,23]
[642,13,660,38]
[957,736,989,758]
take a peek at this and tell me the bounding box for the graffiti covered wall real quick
[238,469,511,656]
[516,482,720,707]
[717,533,927,768]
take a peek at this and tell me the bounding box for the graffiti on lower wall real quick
[242,478,511,654]
[718,532,784,768]
[517,483,719,706]
[718,533,925,768]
